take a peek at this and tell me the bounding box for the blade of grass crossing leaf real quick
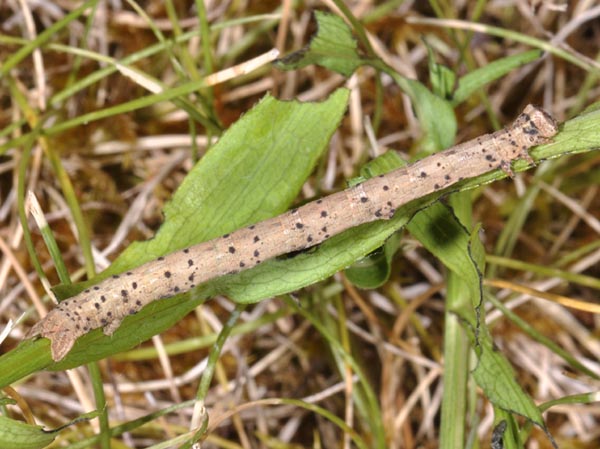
[452,50,543,106]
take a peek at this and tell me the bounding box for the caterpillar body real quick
[28,105,558,361]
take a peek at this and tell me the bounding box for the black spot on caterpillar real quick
[27,105,558,361]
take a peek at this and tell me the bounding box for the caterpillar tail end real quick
[27,311,78,362]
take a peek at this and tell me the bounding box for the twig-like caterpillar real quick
[28,105,558,361]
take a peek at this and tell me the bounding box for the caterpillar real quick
[28,105,558,361]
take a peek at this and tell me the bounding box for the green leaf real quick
[278,10,456,153]
[387,72,456,153]
[581,101,600,114]
[452,50,542,106]
[343,233,402,289]
[11,89,350,372]
[69,88,352,285]
[0,415,57,449]
[406,203,546,430]
[274,11,363,76]
[407,203,482,318]
[472,332,547,431]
